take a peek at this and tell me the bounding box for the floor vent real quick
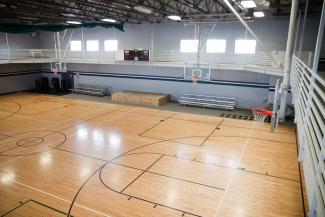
[220,113,254,121]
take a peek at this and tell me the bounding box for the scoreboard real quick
[124,49,149,61]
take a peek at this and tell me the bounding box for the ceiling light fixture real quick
[240,0,256,8]
[102,18,117,23]
[134,5,153,14]
[61,13,76,17]
[253,11,265,17]
[67,21,81,24]
[168,15,182,21]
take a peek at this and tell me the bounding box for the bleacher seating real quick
[178,93,236,111]
[70,84,111,96]
[28,49,44,58]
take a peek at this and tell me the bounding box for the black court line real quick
[7,95,290,216]
[241,168,300,182]
[0,130,66,157]
[139,123,296,145]
[43,146,305,184]
[68,135,213,217]
[139,134,204,147]
[0,200,28,217]
[207,134,297,144]
[120,154,165,193]
[110,161,226,190]
[54,147,226,190]
[0,101,21,121]
[220,123,296,135]
[17,137,44,147]
[54,147,107,162]
[58,106,128,132]
[1,199,72,217]
[115,109,176,119]
[138,113,176,136]
[170,117,223,125]
[200,118,224,146]
[295,128,307,217]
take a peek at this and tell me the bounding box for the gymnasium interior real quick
[0,0,324,216]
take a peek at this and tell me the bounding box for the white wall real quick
[38,18,322,55]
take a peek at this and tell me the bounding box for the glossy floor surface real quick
[0,93,304,217]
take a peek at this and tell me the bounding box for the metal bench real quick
[28,49,44,58]
[178,94,236,111]
[70,84,111,96]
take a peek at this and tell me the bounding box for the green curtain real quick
[0,23,124,33]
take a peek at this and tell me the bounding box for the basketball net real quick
[252,107,272,126]
[192,75,200,84]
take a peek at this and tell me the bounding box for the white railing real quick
[0,48,287,75]
[0,48,285,65]
[291,55,325,217]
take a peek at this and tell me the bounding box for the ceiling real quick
[0,0,322,25]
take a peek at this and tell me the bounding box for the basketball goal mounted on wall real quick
[50,62,67,75]
[184,63,211,84]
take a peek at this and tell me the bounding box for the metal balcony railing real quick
[291,55,325,217]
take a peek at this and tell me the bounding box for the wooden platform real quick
[111,91,170,106]
[0,93,305,217]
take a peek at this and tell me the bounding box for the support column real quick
[5,33,10,60]
[278,0,299,121]
[298,0,309,57]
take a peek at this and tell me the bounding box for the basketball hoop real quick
[252,107,272,125]
[51,66,58,75]
[192,74,200,84]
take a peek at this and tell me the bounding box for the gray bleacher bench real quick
[70,84,111,96]
[178,93,236,111]
[28,49,44,58]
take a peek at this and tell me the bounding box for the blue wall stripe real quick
[63,70,273,89]
[1,69,279,90]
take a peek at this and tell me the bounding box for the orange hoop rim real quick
[192,75,200,83]
[252,107,273,116]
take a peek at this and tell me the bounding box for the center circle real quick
[17,137,45,147]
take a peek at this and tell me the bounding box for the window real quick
[180,40,198,53]
[86,40,99,52]
[235,39,256,54]
[104,40,118,51]
[206,39,226,53]
[70,40,82,52]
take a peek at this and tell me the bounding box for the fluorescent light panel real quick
[168,15,181,21]
[67,21,81,24]
[240,0,256,8]
[134,5,153,14]
[253,11,265,17]
[102,18,117,23]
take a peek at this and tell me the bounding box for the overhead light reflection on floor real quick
[92,129,104,142]
[1,171,15,184]
[79,167,91,178]
[77,127,88,140]
[109,134,121,149]
[40,152,52,166]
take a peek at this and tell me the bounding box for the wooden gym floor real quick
[0,93,304,217]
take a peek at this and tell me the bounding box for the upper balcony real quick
[0,48,313,76]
